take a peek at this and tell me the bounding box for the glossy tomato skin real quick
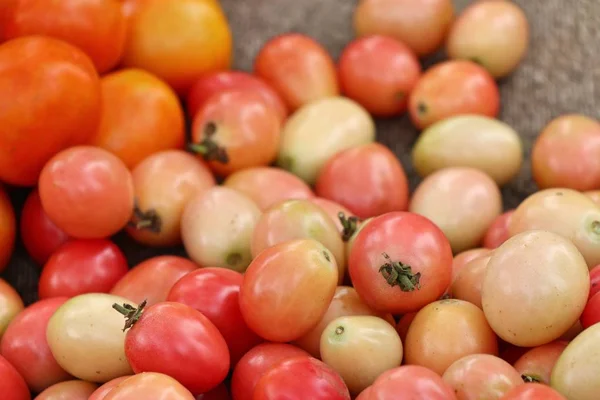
[483,209,515,249]
[338,35,421,116]
[0,354,30,400]
[167,268,263,366]
[589,264,600,300]
[35,379,98,400]
[0,279,24,340]
[38,239,129,299]
[0,36,101,186]
[513,341,569,385]
[581,291,600,329]
[369,365,456,400]
[348,212,453,314]
[20,189,69,266]
[0,185,15,273]
[253,356,350,400]
[103,372,195,400]
[502,383,567,400]
[88,375,131,400]
[124,302,230,395]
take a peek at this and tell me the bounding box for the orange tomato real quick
[90,68,186,169]
[0,186,15,274]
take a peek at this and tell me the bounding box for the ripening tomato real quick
[450,253,492,308]
[584,190,600,206]
[36,380,98,400]
[0,279,24,340]
[90,69,186,169]
[38,146,134,239]
[254,33,339,111]
[450,248,491,286]
[502,383,567,400]
[103,372,195,400]
[369,365,457,400]
[513,341,569,385]
[307,198,353,236]
[349,212,453,314]
[190,90,281,177]
[408,60,500,129]
[89,376,131,400]
[0,354,30,400]
[355,387,371,400]
[1,297,71,392]
[483,210,515,249]
[0,186,15,273]
[126,150,216,247]
[589,264,600,299]
[0,36,101,186]
[121,0,232,95]
[581,292,600,329]
[167,268,263,366]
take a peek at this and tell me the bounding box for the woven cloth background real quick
[3,0,600,303]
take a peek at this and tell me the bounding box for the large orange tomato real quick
[0,186,15,274]
[0,36,101,186]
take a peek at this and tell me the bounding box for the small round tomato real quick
[167,268,263,366]
[450,248,491,288]
[581,291,600,329]
[0,279,24,340]
[116,301,229,395]
[514,341,569,385]
[253,356,350,400]
[240,239,338,342]
[254,33,339,111]
[190,90,281,177]
[0,36,101,186]
[307,198,353,236]
[348,212,453,314]
[483,209,515,249]
[0,354,30,400]
[369,365,456,399]
[103,372,195,400]
[0,185,15,273]
[450,253,493,308]
[1,297,71,392]
[503,383,567,400]
[126,150,216,247]
[36,380,98,400]
[89,376,131,400]
[38,146,134,239]
[589,264,600,299]
[408,60,500,129]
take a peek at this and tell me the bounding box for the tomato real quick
[353,0,454,57]
[181,187,261,272]
[89,376,131,400]
[196,384,231,400]
[116,301,229,395]
[167,268,263,366]
[344,217,373,266]
[369,365,456,399]
[0,354,30,400]
[584,190,600,206]
[338,35,421,116]
[1,297,71,392]
[348,212,453,314]
[0,279,24,340]
[104,372,195,400]
[121,0,232,95]
[231,343,310,400]
[500,343,532,366]
[409,167,503,253]
[240,239,338,342]
[20,189,69,266]
[253,356,350,400]
[0,36,101,186]
[450,248,491,287]
[190,90,281,177]
[126,150,216,247]
[408,60,500,130]
[308,198,353,236]
[47,293,134,382]
[321,316,402,395]
[483,210,515,249]
[502,383,567,400]
[36,380,98,400]
[355,387,371,400]
[581,291,600,329]
[450,253,492,308]
[110,256,197,306]
[482,230,590,347]
[0,186,15,273]
[38,146,134,239]
[254,33,339,111]
[224,167,314,211]
[395,312,416,343]
[90,69,185,170]
[186,71,287,122]
[531,114,600,191]
[589,264,600,299]
[315,143,409,219]
[514,341,569,385]
[277,97,375,184]
[412,115,523,186]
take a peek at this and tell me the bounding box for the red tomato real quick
[1,297,71,393]
[355,386,372,400]
[38,146,134,239]
[0,354,30,400]
[0,185,15,273]
[254,33,339,111]
[581,291,600,329]
[308,197,354,236]
[0,36,101,186]
[502,383,567,400]
[35,379,98,400]
[20,189,69,266]
[589,264,600,300]
[348,212,453,314]
[369,365,456,399]
[253,356,350,400]
[196,384,231,400]
[483,209,515,249]
[315,143,410,219]
[231,343,310,400]
[338,35,421,116]
[450,248,491,287]
[38,239,129,299]
[89,376,131,400]
[408,60,500,129]
[513,341,568,385]
[118,301,230,395]
[187,71,287,122]
[167,268,263,366]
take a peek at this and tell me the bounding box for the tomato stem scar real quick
[187,121,229,164]
[591,220,600,235]
[338,212,361,242]
[335,326,344,335]
[128,200,162,233]
[112,299,147,332]
[379,253,421,292]
[521,374,541,383]
[416,102,427,116]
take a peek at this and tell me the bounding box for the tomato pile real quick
[0,0,599,399]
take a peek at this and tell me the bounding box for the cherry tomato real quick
[581,291,600,329]
[167,268,263,366]
[103,372,195,400]
[450,253,493,308]
[38,146,134,239]
[190,90,281,177]
[240,239,338,342]
[0,279,23,341]
[308,198,353,236]
[0,354,31,400]
[121,0,232,95]
[126,150,216,247]
[231,343,310,400]
[0,36,101,186]
[253,356,350,400]
[35,380,98,400]
[90,69,186,170]
[369,365,457,400]
[450,248,491,288]
[408,60,500,130]
[110,256,197,306]
[589,264,600,299]
[502,383,567,400]
[514,341,569,385]
[89,376,131,400]
[20,189,69,266]
[1,297,71,392]
[483,210,515,249]
[0,185,15,273]
[348,212,453,314]
[253,33,339,111]
[187,71,287,122]
[196,384,231,400]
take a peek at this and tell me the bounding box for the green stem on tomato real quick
[379,252,421,292]
[521,374,542,383]
[187,121,229,164]
[338,212,360,242]
[128,202,162,233]
[112,300,147,332]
